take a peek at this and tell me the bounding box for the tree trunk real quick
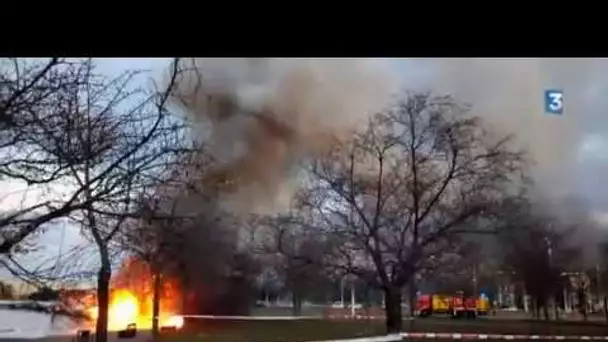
[384,286,402,334]
[543,301,550,321]
[95,254,112,342]
[580,292,588,321]
[578,289,588,321]
[603,296,607,323]
[553,296,560,321]
[408,280,417,318]
[152,270,162,340]
[291,291,301,316]
[582,305,588,321]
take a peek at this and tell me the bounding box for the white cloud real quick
[592,210,608,228]
[578,134,608,162]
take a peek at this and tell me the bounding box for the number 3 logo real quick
[545,90,564,114]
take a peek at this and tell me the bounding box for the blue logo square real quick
[545,90,563,115]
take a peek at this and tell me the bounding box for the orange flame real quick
[84,258,184,331]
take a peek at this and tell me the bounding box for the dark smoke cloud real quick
[171,58,397,214]
[170,58,608,232]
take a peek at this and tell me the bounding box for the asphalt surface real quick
[1,312,605,342]
[0,329,597,342]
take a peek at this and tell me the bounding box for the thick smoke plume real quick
[398,58,596,199]
[167,58,608,264]
[396,58,608,261]
[171,58,396,213]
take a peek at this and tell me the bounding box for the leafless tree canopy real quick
[0,57,203,342]
[499,197,583,320]
[0,58,88,252]
[0,58,183,254]
[259,92,526,332]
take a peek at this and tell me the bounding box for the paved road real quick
[1,311,604,342]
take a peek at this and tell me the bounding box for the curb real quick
[400,332,608,340]
[181,315,321,320]
[326,315,413,321]
[306,333,608,342]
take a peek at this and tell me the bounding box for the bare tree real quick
[0,58,100,252]
[499,198,581,321]
[122,173,262,320]
[119,172,205,339]
[264,92,525,333]
[417,238,484,296]
[600,240,608,321]
[75,60,186,342]
[0,58,187,342]
[261,215,335,315]
[119,198,180,338]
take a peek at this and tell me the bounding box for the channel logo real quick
[545,89,563,115]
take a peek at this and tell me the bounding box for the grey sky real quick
[0,58,172,282]
[395,58,608,217]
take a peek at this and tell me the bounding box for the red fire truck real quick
[416,292,485,318]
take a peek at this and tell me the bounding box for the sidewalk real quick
[490,309,608,322]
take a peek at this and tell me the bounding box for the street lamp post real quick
[472,264,478,296]
[545,236,559,320]
[340,276,346,308]
[563,281,571,313]
[596,264,601,310]
[350,278,356,318]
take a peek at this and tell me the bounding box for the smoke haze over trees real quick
[1,58,608,336]
[259,92,526,332]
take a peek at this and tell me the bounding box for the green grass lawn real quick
[158,317,608,342]
[406,317,608,335]
[161,319,386,342]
